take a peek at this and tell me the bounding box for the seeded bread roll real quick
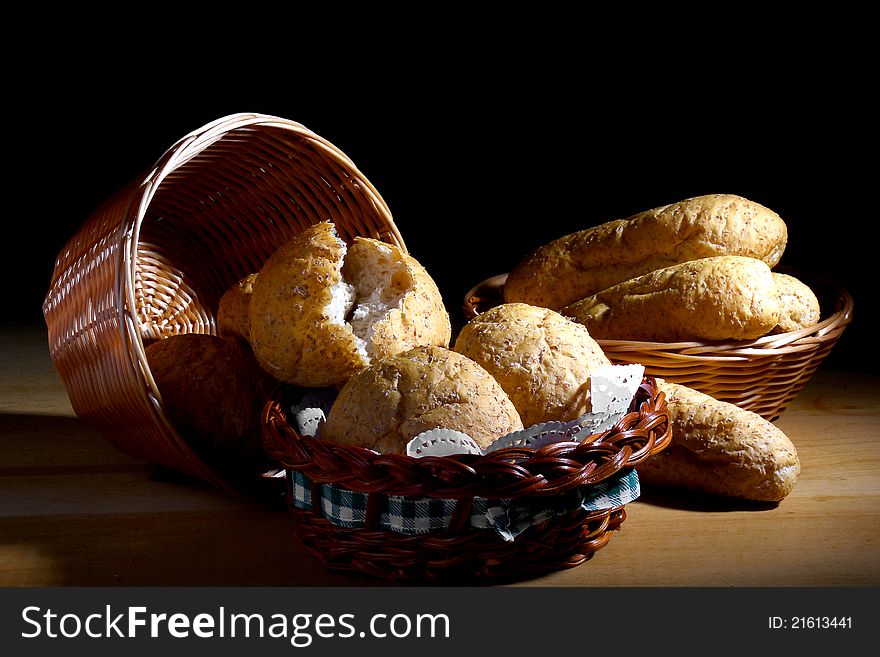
[563,256,781,342]
[453,302,611,426]
[504,194,788,310]
[636,381,800,501]
[217,272,258,340]
[771,272,821,334]
[321,345,523,454]
[343,236,452,362]
[248,221,451,387]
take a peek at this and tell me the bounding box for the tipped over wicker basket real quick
[463,268,853,421]
[262,377,671,582]
[43,113,405,489]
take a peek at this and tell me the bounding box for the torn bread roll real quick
[771,272,821,334]
[217,272,258,340]
[636,380,800,501]
[321,345,523,454]
[248,221,451,387]
[342,235,452,362]
[504,194,788,310]
[453,302,611,426]
[563,256,781,341]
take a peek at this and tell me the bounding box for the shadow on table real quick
[0,412,408,587]
[636,483,779,512]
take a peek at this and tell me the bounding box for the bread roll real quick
[453,302,611,426]
[771,272,821,334]
[321,345,523,454]
[636,381,800,501]
[248,221,451,387]
[217,272,258,339]
[342,236,452,362]
[504,194,788,310]
[563,256,781,342]
[145,334,278,483]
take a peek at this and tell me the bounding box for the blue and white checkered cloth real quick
[289,468,640,542]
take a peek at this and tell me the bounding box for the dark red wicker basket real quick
[262,377,671,582]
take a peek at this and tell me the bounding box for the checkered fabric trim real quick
[289,469,640,542]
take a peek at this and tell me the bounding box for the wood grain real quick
[2,326,878,586]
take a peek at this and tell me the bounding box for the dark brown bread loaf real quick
[145,333,277,484]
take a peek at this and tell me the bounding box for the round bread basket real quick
[43,113,405,490]
[464,268,853,422]
[262,377,671,582]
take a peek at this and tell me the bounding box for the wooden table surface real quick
[2,324,878,587]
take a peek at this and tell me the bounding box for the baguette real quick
[637,381,800,501]
[504,194,788,310]
[562,256,780,342]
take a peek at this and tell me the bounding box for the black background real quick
[6,37,876,372]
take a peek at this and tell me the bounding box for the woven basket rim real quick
[262,376,671,500]
[462,266,853,356]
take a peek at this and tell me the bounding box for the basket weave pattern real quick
[464,269,852,422]
[43,113,404,487]
[262,378,671,581]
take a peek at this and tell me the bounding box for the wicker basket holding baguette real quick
[465,194,852,422]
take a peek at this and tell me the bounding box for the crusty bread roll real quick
[217,272,258,340]
[342,236,452,363]
[771,272,821,334]
[321,345,523,454]
[453,302,611,426]
[248,221,451,387]
[563,256,781,342]
[145,334,278,483]
[636,381,800,501]
[504,194,788,310]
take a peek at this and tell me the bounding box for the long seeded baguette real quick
[504,194,788,311]
[562,256,780,342]
[636,381,800,502]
